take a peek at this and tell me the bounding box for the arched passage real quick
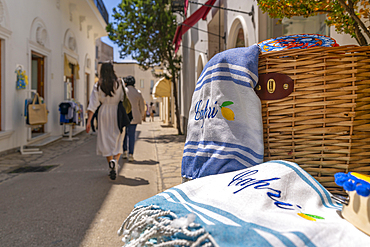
[63,29,80,99]
[196,53,207,80]
[29,17,51,136]
[227,16,249,49]
[84,53,92,109]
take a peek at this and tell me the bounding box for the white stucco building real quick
[0,0,108,153]
[113,62,161,116]
[177,0,364,134]
[95,37,114,74]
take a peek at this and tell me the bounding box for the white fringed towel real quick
[181,44,264,179]
[118,160,370,246]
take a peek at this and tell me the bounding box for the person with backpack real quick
[86,62,129,180]
[122,76,145,162]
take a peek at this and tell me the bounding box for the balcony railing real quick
[171,0,185,13]
[94,0,109,24]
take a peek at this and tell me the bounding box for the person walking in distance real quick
[123,76,145,162]
[149,102,156,122]
[86,62,127,180]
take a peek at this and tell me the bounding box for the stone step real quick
[26,135,62,147]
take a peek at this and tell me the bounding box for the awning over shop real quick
[64,54,80,79]
[173,0,216,53]
[153,78,171,98]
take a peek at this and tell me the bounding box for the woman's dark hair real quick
[98,62,117,97]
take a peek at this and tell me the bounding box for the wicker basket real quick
[258,45,370,194]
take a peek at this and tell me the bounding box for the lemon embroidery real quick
[220,101,235,121]
[297,212,325,222]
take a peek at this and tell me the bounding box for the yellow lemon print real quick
[220,101,235,121]
[297,212,324,221]
[297,213,316,221]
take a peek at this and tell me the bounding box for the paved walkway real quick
[150,120,185,191]
[0,116,185,192]
[0,117,186,246]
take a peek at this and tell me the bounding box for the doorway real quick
[0,40,2,131]
[85,73,90,108]
[31,51,45,136]
[65,63,75,99]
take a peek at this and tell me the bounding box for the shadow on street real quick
[125,159,159,165]
[141,134,186,144]
[115,175,150,186]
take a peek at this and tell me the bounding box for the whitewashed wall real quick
[0,0,106,153]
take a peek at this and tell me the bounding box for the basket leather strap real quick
[255,73,294,100]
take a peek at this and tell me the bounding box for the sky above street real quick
[102,0,135,62]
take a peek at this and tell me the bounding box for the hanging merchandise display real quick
[15,65,28,90]
[58,100,84,126]
[58,99,84,141]
[27,93,48,125]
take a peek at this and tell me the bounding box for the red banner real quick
[173,0,216,53]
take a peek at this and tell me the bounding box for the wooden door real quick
[32,52,44,98]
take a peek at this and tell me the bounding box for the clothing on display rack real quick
[58,100,84,126]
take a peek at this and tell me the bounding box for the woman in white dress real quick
[86,62,125,180]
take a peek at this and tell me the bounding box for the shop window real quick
[65,63,75,99]
[282,14,329,36]
[266,14,329,40]
[150,80,154,94]
[64,54,80,100]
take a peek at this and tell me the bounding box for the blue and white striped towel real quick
[118,160,370,246]
[182,44,264,179]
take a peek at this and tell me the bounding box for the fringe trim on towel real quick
[117,205,219,247]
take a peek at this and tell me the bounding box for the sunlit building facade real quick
[0,0,108,153]
[177,0,361,135]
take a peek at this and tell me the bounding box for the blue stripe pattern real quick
[183,148,260,166]
[291,232,317,247]
[182,140,264,178]
[182,156,249,179]
[184,140,264,160]
[182,44,263,180]
[196,45,260,91]
[271,160,341,208]
[136,186,316,247]
[195,67,256,91]
[168,188,300,246]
